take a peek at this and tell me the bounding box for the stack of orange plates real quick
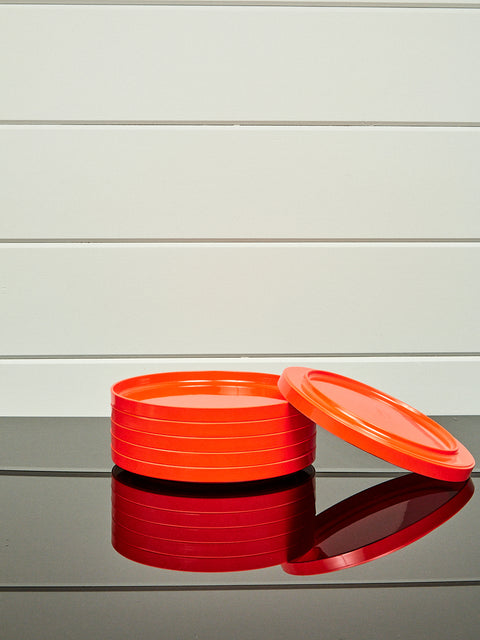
[111,371,316,483]
[111,466,316,572]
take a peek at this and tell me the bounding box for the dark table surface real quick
[1,416,479,640]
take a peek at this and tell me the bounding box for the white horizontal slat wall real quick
[0,2,479,418]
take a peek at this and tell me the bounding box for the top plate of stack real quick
[111,370,304,422]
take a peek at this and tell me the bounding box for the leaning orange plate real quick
[278,367,475,481]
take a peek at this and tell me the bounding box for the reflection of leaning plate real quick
[283,473,474,575]
[111,433,316,466]
[111,447,316,483]
[110,417,316,452]
[111,370,302,421]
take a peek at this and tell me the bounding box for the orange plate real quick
[111,417,315,452]
[111,433,316,466]
[111,371,302,422]
[278,367,475,481]
[111,448,315,483]
[111,406,313,437]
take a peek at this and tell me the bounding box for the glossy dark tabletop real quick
[1,416,479,639]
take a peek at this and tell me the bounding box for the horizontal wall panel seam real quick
[3,355,479,360]
[2,121,480,127]
[2,242,480,248]
[3,240,480,244]
[2,2,480,7]
[2,353,480,359]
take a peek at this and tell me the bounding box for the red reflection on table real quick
[111,467,473,574]
[283,473,474,575]
[111,465,316,572]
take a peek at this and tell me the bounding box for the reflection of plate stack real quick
[111,371,316,483]
[111,466,316,572]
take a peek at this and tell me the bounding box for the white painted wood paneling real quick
[1,243,478,356]
[1,356,479,416]
[1,126,479,240]
[1,7,479,122]
[2,2,479,421]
